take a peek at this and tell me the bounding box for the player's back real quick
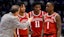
[44,12,58,34]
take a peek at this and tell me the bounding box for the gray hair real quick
[10,5,20,13]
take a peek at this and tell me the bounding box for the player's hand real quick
[29,30,33,34]
[28,17,33,22]
[13,29,17,37]
[26,14,33,22]
[26,14,29,19]
[26,14,33,23]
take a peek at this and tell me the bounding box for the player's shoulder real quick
[41,11,47,14]
[25,12,29,16]
[1,13,10,19]
[54,12,60,16]
[54,12,61,18]
[28,11,33,15]
[41,11,47,16]
[54,12,61,20]
[1,13,13,21]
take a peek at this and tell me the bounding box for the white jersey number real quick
[35,21,40,28]
[47,22,50,29]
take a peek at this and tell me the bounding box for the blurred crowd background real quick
[0,0,64,36]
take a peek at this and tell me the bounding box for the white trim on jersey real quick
[29,12,32,18]
[32,10,41,16]
[46,12,56,17]
[29,10,45,31]
[53,13,58,22]
[18,13,25,18]
[29,10,45,17]
[17,12,28,37]
[17,28,20,37]
[41,11,45,15]
[44,12,58,23]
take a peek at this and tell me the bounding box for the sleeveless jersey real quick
[28,11,46,36]
[44,12,58,34]
[16,13,28,36]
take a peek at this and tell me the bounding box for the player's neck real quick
[19,12,24,16]
[48,11,54,15]
[34,10,41,15]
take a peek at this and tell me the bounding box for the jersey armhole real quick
[54,13,59,22]
[29,11,33,18]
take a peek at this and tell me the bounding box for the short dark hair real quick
[32,2,42,7]
[47,2,54,7]
[16,2,25,7]
[10,5,19,13]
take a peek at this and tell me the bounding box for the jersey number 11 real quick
[35,21,40,28]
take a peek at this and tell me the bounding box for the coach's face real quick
[46,2,54,12]
[34,5,41,11]
[20,4,26,13]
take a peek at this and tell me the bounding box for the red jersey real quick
[29,11,45,36]
[17,13,28,36]
[44,12,58,34]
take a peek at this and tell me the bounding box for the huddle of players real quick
[14,2,61,37]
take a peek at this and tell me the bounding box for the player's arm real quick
[41,12,46,37]
[13,29,17,37]
[41,16,44,37]
[28,26,31,34]
[11,16,33,29]
[27,12,33,34]
[56,14,61,37]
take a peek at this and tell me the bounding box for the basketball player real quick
[0,5,33,37]
[16,2,29,37]
[28,2,46,37]
[43,2,61,37]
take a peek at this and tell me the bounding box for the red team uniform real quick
[29,11,45,37]
[16,13,29,37]
[43,12,58,37]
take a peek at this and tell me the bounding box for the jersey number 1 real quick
[47,22,50,29]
